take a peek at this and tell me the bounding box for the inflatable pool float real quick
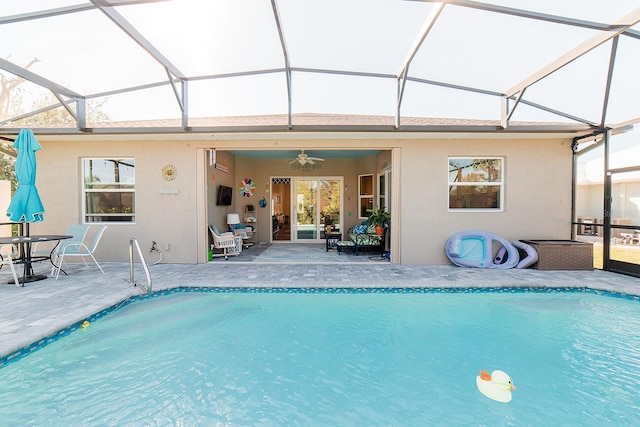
[445,230,519,269]
[494,240,538,268]
[476,369,516,402]
[512,240,538,269]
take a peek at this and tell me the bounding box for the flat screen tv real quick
[216,185,233,206]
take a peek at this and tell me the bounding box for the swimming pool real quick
[1,288,639,425]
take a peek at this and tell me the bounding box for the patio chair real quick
[53,225,107,279]
[0,244,20,287]
[208,225,242,260]
[32,224,92,271]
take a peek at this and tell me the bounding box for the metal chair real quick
[54,226,107,279]
[31,225,92,274]
[0,244,20,287]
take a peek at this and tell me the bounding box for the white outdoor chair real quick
[0,244,20,287]
[54,226,107,279]
[208,225,242,260]
[32,225,92,273]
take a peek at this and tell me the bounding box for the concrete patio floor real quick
[1,259,639,363]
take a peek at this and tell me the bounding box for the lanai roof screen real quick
[0,0,638,134]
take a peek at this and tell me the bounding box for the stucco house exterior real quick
[24,115,579,265]
[1,2,638,274]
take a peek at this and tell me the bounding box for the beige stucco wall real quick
[206,149,236,230]
[34,138,200,263]
[34,133,574,265]
[399,138,573,264]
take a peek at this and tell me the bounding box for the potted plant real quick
[367,206,390,235]
[323,214,335,233]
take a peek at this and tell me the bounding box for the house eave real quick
[1,123,596,142]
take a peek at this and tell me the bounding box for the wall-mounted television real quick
[216,185,233,206]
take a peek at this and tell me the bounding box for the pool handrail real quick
[129,238,152,294]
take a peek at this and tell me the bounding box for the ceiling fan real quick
[288,150,325,165]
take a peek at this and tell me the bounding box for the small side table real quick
[325,232,342,252]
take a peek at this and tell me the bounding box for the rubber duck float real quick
[476,369,516,402]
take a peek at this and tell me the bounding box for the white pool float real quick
[512,240,538,269]
[446,230,519,269]
[476,369,516,403]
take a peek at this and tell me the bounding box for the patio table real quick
[0,235,72,285]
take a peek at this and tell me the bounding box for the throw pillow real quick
[353,224,367,234]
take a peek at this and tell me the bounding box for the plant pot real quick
[326,225,333,233]
[375,225,384,235]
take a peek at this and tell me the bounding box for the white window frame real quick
[82,157,136,224]
[378,167,391,213]
[358,174,374,219]
[448,157,504,212]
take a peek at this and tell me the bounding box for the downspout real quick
[571,137,578,241]
[603,129,612,271]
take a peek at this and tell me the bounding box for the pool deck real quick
[1,261,639,361]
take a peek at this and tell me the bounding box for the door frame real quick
[287,176,343,243]
[606,165,640,277]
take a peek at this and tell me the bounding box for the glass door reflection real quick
[293,178,342,241]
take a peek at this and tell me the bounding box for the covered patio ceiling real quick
[230,149,381,159]
[0,1,638,137]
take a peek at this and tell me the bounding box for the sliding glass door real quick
[293,177,342,241]
[295,179,318,240]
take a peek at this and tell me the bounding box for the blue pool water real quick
[1,288,640,425]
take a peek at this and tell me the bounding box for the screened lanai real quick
[0,1,639,275]
[0,0,638,133]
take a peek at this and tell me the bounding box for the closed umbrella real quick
[6,129,45,283]
[7,129,44,225]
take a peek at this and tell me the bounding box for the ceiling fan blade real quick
[288,150,324,166]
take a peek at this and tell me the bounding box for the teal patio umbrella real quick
[5,129,46,283]
[7,128,45,229]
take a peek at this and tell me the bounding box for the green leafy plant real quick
[367,205,390,228]
[323,214,335,226]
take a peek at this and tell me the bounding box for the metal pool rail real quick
[129,238,152,294]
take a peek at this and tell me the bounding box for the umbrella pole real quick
[23,222,34,278]
[17,222,26,262]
